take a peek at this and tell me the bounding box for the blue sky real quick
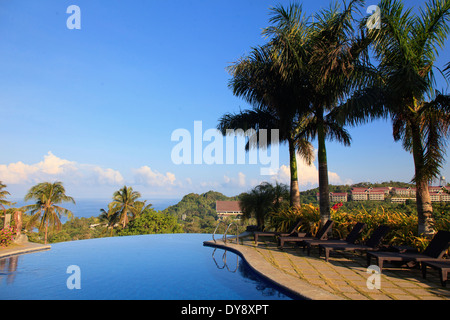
[0,0,449,200]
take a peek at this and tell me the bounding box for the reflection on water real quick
[211,248,239,272]
[211,248,289,299]
[0,256,19,284]
[0,235,296,300]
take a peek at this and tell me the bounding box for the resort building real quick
[316,185,450,203]
[215,201,243,219]
[393,187,414,197]
[429,186,443,193]
[430,192,441,202]
[351,188,369,201]
[316,193,348,203]
[368,190,386,201]
[351,187,387,201]
[371,187,392,194]
[441,192,450,202]
[330,193,348,203]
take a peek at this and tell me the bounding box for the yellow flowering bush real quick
[268,204,449,251]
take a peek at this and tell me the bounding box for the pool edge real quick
[0,243,51,259]
[203,240,343,301]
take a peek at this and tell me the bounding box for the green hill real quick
[163,191,239,233]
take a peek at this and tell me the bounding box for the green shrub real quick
[119,210,184,236]
[0,227,16,247]
[268,204,450,252]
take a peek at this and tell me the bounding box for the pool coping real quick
[203,238,343,300]
[0,242,51,259]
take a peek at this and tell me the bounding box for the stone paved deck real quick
[204,236,450,300]
[0,242,51,259]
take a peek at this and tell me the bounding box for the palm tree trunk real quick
[44,219,48,245]
[411,123,435,237]
[289,138,301,207]
[317,111,331,227]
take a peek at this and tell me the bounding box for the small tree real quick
[240,182,289,230]
[24,182,75,244]
[108,186,145,229]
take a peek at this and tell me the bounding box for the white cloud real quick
[92,166,124,185]
[133,166,179,187]
[222,172,248,188]
[238,172,246,187]
[271,152,344,188]
[38,152,77,175]
[0,161,39,184]
[0,152,124,187]
[0,152,77,184]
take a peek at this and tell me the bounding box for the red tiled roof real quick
[331,193,348,196]
[216,201,242,213]
[352,188,367,192]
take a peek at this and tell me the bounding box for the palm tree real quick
[266,1,369,225]
[445,61,450,80]
[359,0,450,236]
[0,182,13,219]
[239,182,289,230]
[24,182,75,244]
[108,186,144,229]
[218,37,314,208]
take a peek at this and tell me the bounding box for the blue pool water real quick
[0,234,294,300]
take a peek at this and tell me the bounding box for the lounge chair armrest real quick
[391,245,419,253]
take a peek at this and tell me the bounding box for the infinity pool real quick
[0,234,295,300]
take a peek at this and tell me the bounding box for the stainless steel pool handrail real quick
[212,221,239,245]
[212,220,226,243]
[223,223,239,245]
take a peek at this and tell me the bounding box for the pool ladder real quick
[212,221,240,245]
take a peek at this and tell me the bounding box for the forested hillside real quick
[163,191,240,233]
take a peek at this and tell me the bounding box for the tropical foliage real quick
[343,0,450,236]
[107,186,146,229]
[219,43,314,207]
[264,1,370,226]
[240,182,290,230]
[119,209,183,236]
[0,226,15,247]
[163,191,239,233]
[23,182,75,244]
[268,204,450,251]
[220,0,450,237]
[0,182,13,218]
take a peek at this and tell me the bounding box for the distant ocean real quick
[9,198,181,223]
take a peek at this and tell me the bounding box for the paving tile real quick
[367,294,392,300]
[390,294,421,300]
[381,287,409,295]
[224,239,450,300]
[343,293,370,300]
[404,288,437,296]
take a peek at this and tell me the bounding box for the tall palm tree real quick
[266,1,369,225]
[24,182,75,244]
[358,0,450,236]
[218,43,314,207]
[108,186,144,228]
[444,61,450,80]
